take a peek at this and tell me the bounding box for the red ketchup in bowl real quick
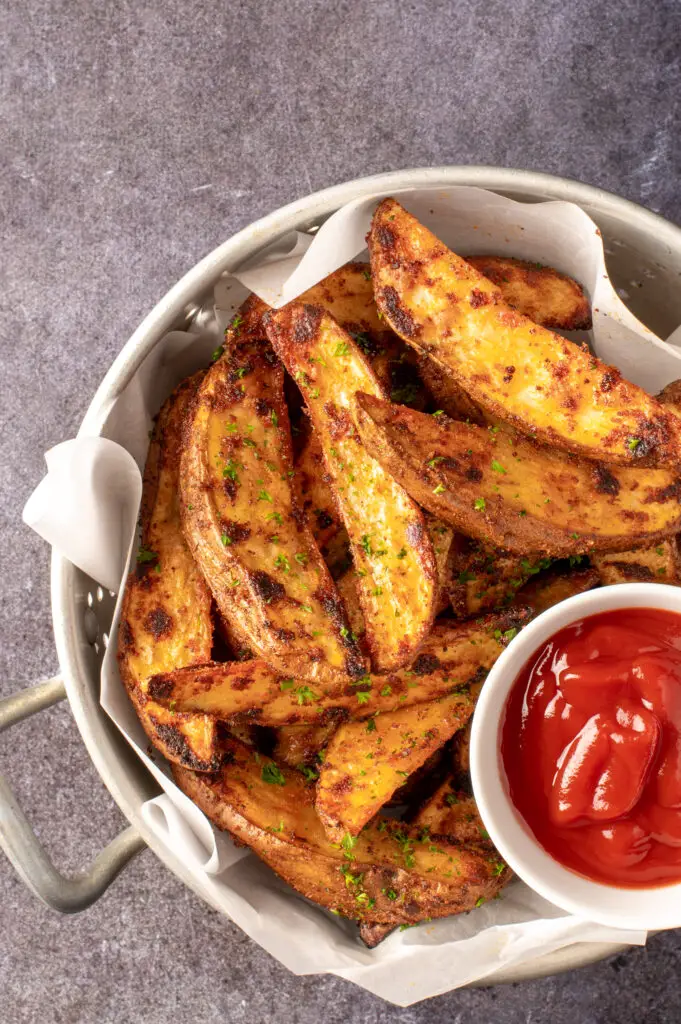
[502,607,681,887]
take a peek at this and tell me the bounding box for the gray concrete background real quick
[2,0,681,1021]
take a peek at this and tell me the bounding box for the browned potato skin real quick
[173,739,508,925]
[118,376,222,772]
[148,614,525,726]
[265,303,438,673]
[465,255,592,331]
[451,720,472,787]
[354,393,681,557]
[180,340,363,684]
[593,539,681,586]
[418,355,487,425]
[315,689,476,841]
[512,566,601,614]
[369,198,681,468]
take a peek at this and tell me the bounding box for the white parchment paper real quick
[26,185,681,1005]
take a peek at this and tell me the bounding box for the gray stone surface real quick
[1,0,680,1020]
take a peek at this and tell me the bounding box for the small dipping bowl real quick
[470,582,681,931]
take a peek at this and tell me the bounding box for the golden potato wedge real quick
[448,541,547,618]
[354,393,681,556]
[512,565,601,614]
[369,198,681,468]
[451,720,472,787]
[118,375,222,772]
[315,692,476,841]
[412,784,488,845]
[465,255,592,331]
[593,538,681,586]
[335,516,456,632]
[148,613,524,726]
[293,428,349,568]
[273,722,338,770]
[358,921,396,948]
[265,304,438,672]
[173,739,508,925]
[180,340,363,684]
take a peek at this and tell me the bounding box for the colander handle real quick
[0,676,146,913]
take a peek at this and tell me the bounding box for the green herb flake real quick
[261,762,286,786]
[366,718,377,733]
[396,547,407,559]
[274,553,291,573]
[433,483,446,495]
[333,342,350,357]
[221,533,232,546]
[295,685,320,705]
[136,546,158,564]
[491,459,506,474]
[258,489,273,503]
[474,498,486,512]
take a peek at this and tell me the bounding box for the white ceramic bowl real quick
[471,582,681,931]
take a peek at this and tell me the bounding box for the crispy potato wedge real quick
[265,304,438,672]
[335,516,456,632]
[358,921,396,948]
[354,393,681,556]
[593,538,681,586]
[412,784,488,844]
[273,722,338,770]
[148,614,524,725]
[451,720,472,787]
[294,428,349,568]
[315,692,476,841]
[174,739,508,925]
[118,376,222,772]
[180,340,363,684]
[465,255,592,331]
[448,541,548,618]
[369,198,681,467]
[513,565,601,614]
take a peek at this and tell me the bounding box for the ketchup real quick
[502,608,681,888]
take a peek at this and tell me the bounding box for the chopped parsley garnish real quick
[380,685,392,697]
[432,410,445,418]
[333,342,350,357]
[356,691,371,705]
[294,552,308,566]
[474,498,486,511]
[267,511,283,525]
[444,793,459,806]
[491,459,506,474]
[627,437,642,452]
[211,345,224,362]
[258,489,273,503]
[223,459,239,482]
[366,718,377,733]
[298,764,318,782]
[261,763,286,785]
[274,553,290,573]
[427,456,445,468]
[295,685,319,705]
[396,547,407,559]
[279,678,295,691]
[221,533,232,546]
[433,483,446,495]
[360,534,373,556]
[136,546,158,564]
[271,409,279,428]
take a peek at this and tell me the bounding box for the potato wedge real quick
[418,354,486,425]
[180,340,364,684]
[465,255,592,331]
[315,692,476,841]
[354,393,681,556]
[512,565,601,614]
[335,515,456,632]
[173,738,508,925]
[293,428,349,567]
[369,198,681,467]
[148,614,524,725]
[265,304,438,672]
[593,538,681,586]
[273,723,338,770]
[448,541,547,618]
[118,375,222,772]
[412,784,488,845]
[451,720,472,787]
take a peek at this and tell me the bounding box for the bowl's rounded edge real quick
[52,165,681,987]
